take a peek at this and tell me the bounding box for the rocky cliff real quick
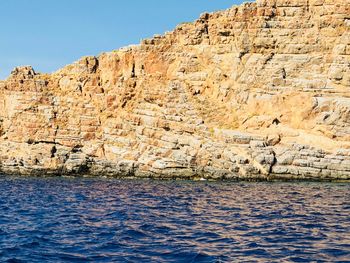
[1,0,349,180]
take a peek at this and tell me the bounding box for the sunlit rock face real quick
[0,0,349,180]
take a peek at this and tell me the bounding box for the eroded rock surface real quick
[0,0,349,180]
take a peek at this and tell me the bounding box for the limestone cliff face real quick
[0,0,349,180]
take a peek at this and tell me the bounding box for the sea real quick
[0,176,349,262]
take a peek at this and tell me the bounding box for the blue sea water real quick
[0,176,349,262]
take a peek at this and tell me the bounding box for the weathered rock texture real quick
[1,0,349,180]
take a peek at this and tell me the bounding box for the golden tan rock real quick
[0,0,349,180]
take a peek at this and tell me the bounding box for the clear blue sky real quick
[0,0,246,79]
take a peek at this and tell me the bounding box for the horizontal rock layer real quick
[0,0,349,180]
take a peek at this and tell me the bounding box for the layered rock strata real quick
[0,0,349,180]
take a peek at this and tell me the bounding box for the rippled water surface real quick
[0,176,349,262]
